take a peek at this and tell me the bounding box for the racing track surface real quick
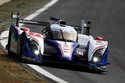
[27,0,125,83]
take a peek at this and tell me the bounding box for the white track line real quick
[27,64,68,83]
[0,30,9,48]
[0,0,68,83]
[0,0,11,6]
[25,0,58,20]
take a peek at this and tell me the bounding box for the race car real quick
[6,12,109,71]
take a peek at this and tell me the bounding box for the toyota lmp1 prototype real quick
[6,12,109,71]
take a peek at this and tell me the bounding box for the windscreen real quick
[52,31,77,42]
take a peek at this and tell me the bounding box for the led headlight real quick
[28,39,41,57]
[93,57,99,63]
[91,48,106,64]
[34,50,40,55]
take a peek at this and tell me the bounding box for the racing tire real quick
[88,66,106,73]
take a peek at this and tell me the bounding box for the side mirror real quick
[59,20,66,25]
[96,36,103,40]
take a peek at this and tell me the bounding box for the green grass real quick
[0,0,49,31]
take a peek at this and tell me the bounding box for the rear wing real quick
[11,12,50,26]
[19,19,50,26]
[11,12,91,35]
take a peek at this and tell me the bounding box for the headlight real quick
[34,50,40,55]
[91,48,105,64]
[28,39,41,57]
[93,57,99,63]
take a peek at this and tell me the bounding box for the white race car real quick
[6,12,109,71]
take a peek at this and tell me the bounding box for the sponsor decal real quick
[62,44,71,53]
[77,50,83,55]
[57,41,73,58]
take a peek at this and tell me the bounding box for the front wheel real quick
[88,65,107,72]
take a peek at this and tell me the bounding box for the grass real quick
[0,0,49,30]
[0,0,50,83]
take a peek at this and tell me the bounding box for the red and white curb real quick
[0,0,68,83]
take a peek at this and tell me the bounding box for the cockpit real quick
[45,24,77,42]
[52,30,77,42]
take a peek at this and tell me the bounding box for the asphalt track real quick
[12,0,125,83]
